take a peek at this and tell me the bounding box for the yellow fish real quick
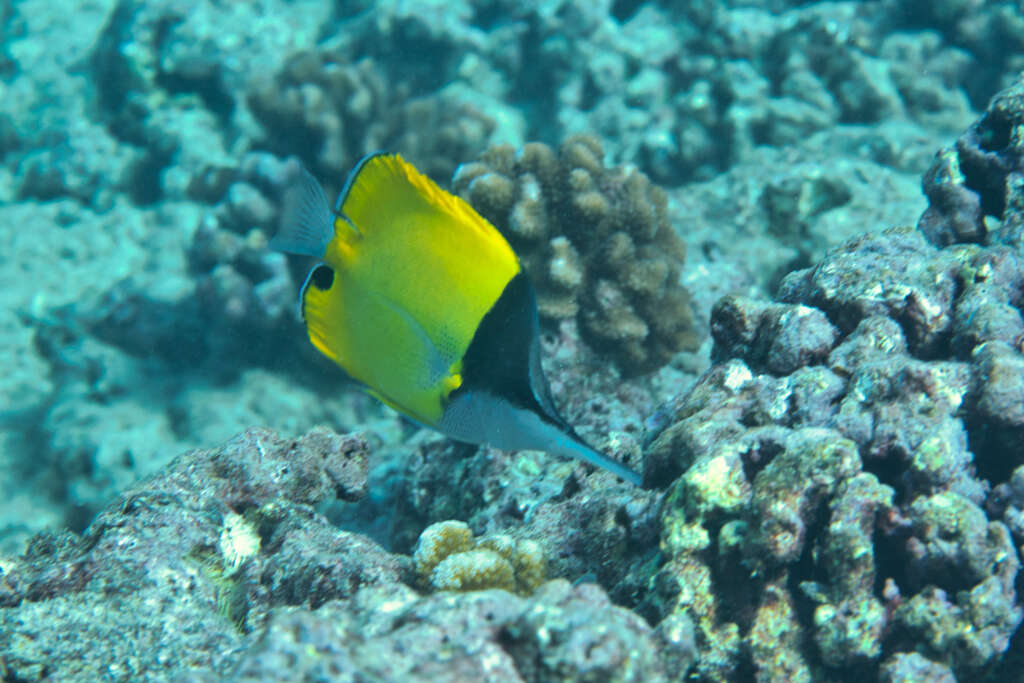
[272,153,641,485]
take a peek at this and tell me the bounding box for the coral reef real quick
[6,0,1024,680]
[641,219,1024,676]
[77,0,334,205]
[183,152,299,367]
[454,135,697,375]
[635,77,1024,672]
[885,0,1024,101]
[233,579,670,681]
[879,651,956,682]
[544,1,979,186]
[382,354,664,599]
[993,465,1024,546]
[0,427,384,678]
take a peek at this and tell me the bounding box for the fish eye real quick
[310,265,334,290]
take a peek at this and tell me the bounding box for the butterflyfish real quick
[271,152,642,486]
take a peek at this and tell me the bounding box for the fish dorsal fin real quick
[338,153,509,253]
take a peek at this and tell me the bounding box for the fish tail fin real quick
[270,165,335,257]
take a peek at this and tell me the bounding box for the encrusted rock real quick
[918,77,1024,247]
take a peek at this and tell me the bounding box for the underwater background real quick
[2,0,1024,680]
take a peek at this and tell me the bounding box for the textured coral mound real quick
[454,135,698,376]
[645,225,1024,680]
[413,520,546,596]
[630,76,1024,682]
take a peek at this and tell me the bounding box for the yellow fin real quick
[338,154,512,257]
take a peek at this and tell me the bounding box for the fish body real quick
[272,153,641,485]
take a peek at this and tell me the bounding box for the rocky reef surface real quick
[2,0,1024,680]
[0,428,667,680]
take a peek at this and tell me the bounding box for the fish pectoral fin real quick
[270,165,336,257]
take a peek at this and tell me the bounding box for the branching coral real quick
[453,135,697,376]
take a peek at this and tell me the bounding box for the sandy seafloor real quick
[2,0,1024,680]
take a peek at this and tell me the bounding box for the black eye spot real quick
[310,265,334,290]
